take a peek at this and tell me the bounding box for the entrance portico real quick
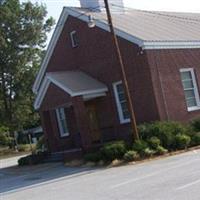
[35,70,108,151]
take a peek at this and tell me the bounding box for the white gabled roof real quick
[34,70,108,110]
[33,7,200,94]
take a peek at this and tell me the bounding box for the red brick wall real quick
[38,16,160,151]
[38,17,183,151]
[45,16,159,123]
[40,84,72,111]
[146,49,200,122]
[40,84,78,152]
[38,16,200,151]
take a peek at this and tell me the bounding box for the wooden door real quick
[86,104,101,143]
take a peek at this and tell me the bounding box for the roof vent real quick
[79,0,125,13]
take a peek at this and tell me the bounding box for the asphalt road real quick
[0,149,200,200]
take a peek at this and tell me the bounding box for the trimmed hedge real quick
[132,140,148,153]
[83,121,200,165]
[138,121,188,149]
[123,150,139,162]
[18,152,47,166]
[175,134,191,150]
[191,132,200,146]
[84,152,102,163]
[191,118,200,132]
[100,141,127,161]
[132,140,155,157]
[148,137,161,149]
[84,141,127,162]
[156,146,168,155]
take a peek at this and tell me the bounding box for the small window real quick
[113,81,130,124]
[56,107,69,137]
[180,68,200,111]
[70,31,78,48]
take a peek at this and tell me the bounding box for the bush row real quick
[84,139,167,163]
[138,120,200,150]
[84,119,200,164]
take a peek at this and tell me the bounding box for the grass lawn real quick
[0,146,30,160]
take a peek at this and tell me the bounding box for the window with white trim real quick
[56,107,69,137]
[180,68,200,111]
[113,81,130,124]
[70,31,78,48]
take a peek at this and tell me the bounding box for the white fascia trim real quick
[143,41,200,50]
[47,75,108,96]
[34,78,50,110]
[83,92,107,101]
[47,76,74,96]
[72,88,108,97]
[34,75,108,110]
[32,8,69,94]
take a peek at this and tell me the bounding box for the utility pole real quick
[103,0,139,140]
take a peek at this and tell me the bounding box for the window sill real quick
[60,133,70,138]
[120,119,131,124]
[72,45,78,48]
[187,106,200,112]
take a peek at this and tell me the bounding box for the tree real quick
[0,126,12,146]
[0,0,54,132]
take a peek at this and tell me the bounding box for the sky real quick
[23,0,200,23]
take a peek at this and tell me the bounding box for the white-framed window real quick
[56,107,69,137]
[180,68,200,112]
[70,31,78,48]
[113,81,130,124]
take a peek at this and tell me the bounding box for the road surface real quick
[0,149,200,200]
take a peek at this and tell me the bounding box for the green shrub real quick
[0,126,13,147]
[18,152,47,166]
[138,121,187,149]
[132,140,148,153]
[175,134,191,150]
[143,148,156,157]
[18,155,31,166]
[190,118,200,132]
[132,140,155,157]
[148,137,161,149]
[123,150,139,162]
[138,123,153,140]
[100,141,127,161]
[84,152,102,163]
[156,146,168,155]
[191,132,200,146]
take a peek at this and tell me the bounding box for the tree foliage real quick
[0,125,13,146]
[0,0,54,132]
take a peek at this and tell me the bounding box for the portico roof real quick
[34,70,108,110]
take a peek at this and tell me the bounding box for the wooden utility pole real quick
[103,0,139,140]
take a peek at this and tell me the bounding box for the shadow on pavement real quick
[0,160,101,195]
